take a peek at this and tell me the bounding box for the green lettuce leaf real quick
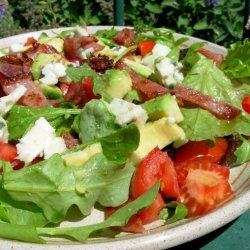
[179,58,250,140]
[2,152,133,223]
[0,174,47,227]
[234,136,250,166]
[7,105,80,140]
[0,222,44,243]
[221,39,250,79]
[37,182,160,243]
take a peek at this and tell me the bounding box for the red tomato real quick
[176,159,233,217]
[83,77,100,99]
[242,96,250,114]
[130,147,180,225]
[138,40,156,57]
[174,138,228,165]
[0,142,17,163]
[105,199,145,233]
[136,194,165,224]
[131,147,180,199]
[24,37,37,46]
[197,48,223,67]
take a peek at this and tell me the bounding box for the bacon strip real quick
[1,74,50,108]
[113,28,136,47]
[24,43,58,60]
[175,85,241,120]
[0,62,30,78]
[115,61,169,100]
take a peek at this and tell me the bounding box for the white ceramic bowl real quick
[0,26,249,250]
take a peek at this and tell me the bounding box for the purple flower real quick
[206,0,218,7]
[0,5,5,19]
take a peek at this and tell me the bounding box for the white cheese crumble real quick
[111,46,127,56]
[78,47,94,59]
[109,98,148,126]
[0,116,8,143]
[17,117,66,164]
[40,62,66,85]
[44,137,67,159]
[0,85,27,116]
[155,58,184,86]
[141,43,171,70]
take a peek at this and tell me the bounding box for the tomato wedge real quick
[138,40,156,57]
[0,142,17,163]
[242,96,250,114]
[131,147,180,224]
[176,159,233,217]
[174,138,228,164]
[131,147,180,199]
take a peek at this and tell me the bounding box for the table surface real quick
[170,209,250,250]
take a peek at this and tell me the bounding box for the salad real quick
[0,25,250,244]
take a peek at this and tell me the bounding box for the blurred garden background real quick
[0,0,245,47]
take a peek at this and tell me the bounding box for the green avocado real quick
[141,94,183,122]
[131,118,186,164]
[105,69,132,99]
[31,53,61,80]
[124,89,142,103]
[38,37,64,52]
[62,143,102,168]
[40,85,63,100]
[124,58,152,78]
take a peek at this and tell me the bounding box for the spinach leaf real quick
[37,182,160,243]
[234,136,250,166]
[66,63,110,100]
[101,124,140,164]
[7,105,80,140]
[80,99,120,143]
[159,201,188,224]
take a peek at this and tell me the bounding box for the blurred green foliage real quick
[0,0,244,47]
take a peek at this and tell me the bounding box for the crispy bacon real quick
[174,85,241,120]
[61,131,80,149]
[1,74,50,107]
[24,43,58,60]
[197,48,224,67]
[0,62,30,78]
[115,61,169,100]
[64,37,81,60]
[80,36,97,46]
[83,42,105,52]
[64,82,89,108]
[113,28,135,47]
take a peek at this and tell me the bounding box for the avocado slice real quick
[38,37,64,52]
[124,89,142,103]
[41,85,63,100]
[131,118,186,164]
[124,58,153,78]
[105,69,132,99]
[62,143,102,168]
[141,94,183,122]
[32,53,61,80]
